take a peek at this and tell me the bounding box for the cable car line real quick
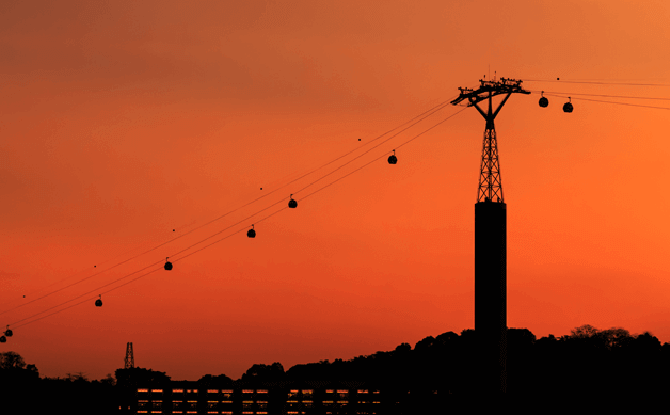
[299,108,468,201]
[4,83,667,331]
[291,103,459,197]
[540,92,670,111]
[0,221,194,311]
[524,79,670,87]
[0,98,456,318]
[7,108,469,331]
[528,90,670,101]
[19,81,669,332]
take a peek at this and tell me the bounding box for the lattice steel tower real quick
[451,77,529,396]
[125,342,134,369]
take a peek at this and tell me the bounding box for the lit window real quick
[242,389,254,394]
[138,388,149,393]
[173,412,182,414]
[173,389,183,393]
[208,412,218,414]
[151,412,162,414]
[221,389,233,394]
[372,390,380,394]
[257,389,268,394]
[221,400,233,404]
[324,401,334,404]
[337,390,348,394]
[257,412,268,414]
[187,412,197,414]
[373,401,380,404]
[357,389,368,394]
[243,412,254,414]
[326,389,334,393]
[302,389,313,394]
[208,389,218,393]
[151,389,163,393]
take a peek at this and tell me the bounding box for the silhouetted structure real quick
[2,326,670,413]
[125,342,134,369]
[452,77,529,396]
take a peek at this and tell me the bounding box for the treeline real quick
[2,324,669,412]
[233,324,670,399]
[0,351,117,414]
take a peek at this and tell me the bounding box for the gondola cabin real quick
[563,97,573,113]
[288,195,297,208]
[388,149,397,164]
[164,257,173,270]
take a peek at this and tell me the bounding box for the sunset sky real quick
[1,0,669,381]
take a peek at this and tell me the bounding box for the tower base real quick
[475,200,507,395]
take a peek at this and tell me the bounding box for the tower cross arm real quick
[451,78,529,107]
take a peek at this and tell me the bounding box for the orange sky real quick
[1,0,669,381]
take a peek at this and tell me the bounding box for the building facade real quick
[119,380,446,414]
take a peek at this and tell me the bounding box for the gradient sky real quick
[1,0,669,381]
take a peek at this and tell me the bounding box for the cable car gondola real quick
[4,325,12,337]
[247,224,256,238]
[388,149,397,164]
[563,97,573,113]
[539,91,548,108]
[288,194,297,208]
[0,336,5,343]
[164,257,173,271]
[95,295,102,307]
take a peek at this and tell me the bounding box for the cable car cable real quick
[291,103,459,197]
[528,90,670,101]
[523,79,670,87]
[7,109,469,330]
[541,92,670,111]
[0,97,457,318]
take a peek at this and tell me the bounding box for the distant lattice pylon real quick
[125,342,134,369]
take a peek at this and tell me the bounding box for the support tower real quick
[125,342,134,369]
[451,77,529,396]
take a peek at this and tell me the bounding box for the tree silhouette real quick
[569,323,599,339]
[0,351,26,369]
[241,362,286,382]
